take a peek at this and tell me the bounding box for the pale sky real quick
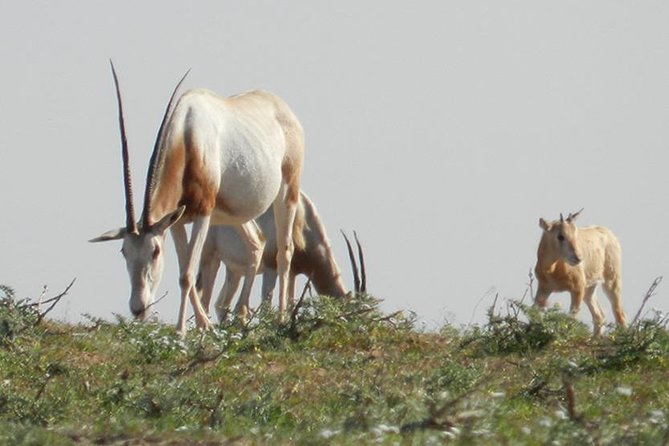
[1,2,668,329]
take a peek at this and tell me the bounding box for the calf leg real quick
[583,285,605,336]
[568,288,584,319]
[602,278,627,327]
[534,285,551,309]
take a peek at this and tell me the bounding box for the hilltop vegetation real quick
[0,283,668,445]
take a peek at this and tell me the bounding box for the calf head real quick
[539,209,584,266]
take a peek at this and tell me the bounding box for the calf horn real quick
[567,208,584,222]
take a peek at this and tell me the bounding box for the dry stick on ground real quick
[401,377,490,433]
[630,276,663,327]
[290,278,312,324]
[563,379,582,423]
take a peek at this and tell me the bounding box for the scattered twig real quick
[519,269,535,306]
[372,311,404,326]
[630,276,663,327]
[286,279,312,339]
[173,348,228,376]
[34,278,76,325]
[401,377,489,433]
[467,286,497,326]
[144,290,169,312]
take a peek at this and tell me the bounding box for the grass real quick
[0,284,668,445]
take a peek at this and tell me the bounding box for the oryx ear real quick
[89,227,127,243]
[539,218,551,231]
[152,205,186,235]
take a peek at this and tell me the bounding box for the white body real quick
[198,191,346,321]
[534,211,627,335]
[92,69,304,335]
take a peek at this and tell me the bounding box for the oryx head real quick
[90,62,187,320]
[539,208,584,266]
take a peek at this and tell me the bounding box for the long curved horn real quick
[142,69,191,229]
[341,230,361,293]
[109,60,138,234]
[354,231,367,293]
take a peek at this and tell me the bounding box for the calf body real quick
[534,210,627,335]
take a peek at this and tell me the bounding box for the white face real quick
[121,231,166,320]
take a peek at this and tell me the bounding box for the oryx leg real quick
[534,286,551,309]
[231,220,265,321]
[261,270,296,305]
[261,269,278,303]
[273,188,299,323]
[214,267,242,322]
[171,218,213,334]
[568,287,585,320]
[288,272,297,305]
[602,278,627,327]
[197,234,221,313]
[583,285,605,336]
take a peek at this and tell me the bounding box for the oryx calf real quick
[197,190,348,321]
[534,209,627,335]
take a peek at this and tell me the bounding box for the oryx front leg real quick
[568,287,585,320]
[534,286,551,309]
[232,221,266,322]
[171,218,213,334]
[197,236,221,314]
[214,267,242,322]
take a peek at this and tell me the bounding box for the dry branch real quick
[630,276,663,327]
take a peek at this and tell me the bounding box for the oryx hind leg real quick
[272,185,299,323]
[261,269,278,303]
[231,220,265,322]
[197,233,221,313]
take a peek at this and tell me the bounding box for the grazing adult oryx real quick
[534,209,627,335]
[197,190,355,321]
[91,63,305,334]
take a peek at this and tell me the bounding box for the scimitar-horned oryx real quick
[91,62,305,334]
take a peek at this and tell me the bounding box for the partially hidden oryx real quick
[91,63,305,334]
[533,209,627,335]
[197,190,351,321]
